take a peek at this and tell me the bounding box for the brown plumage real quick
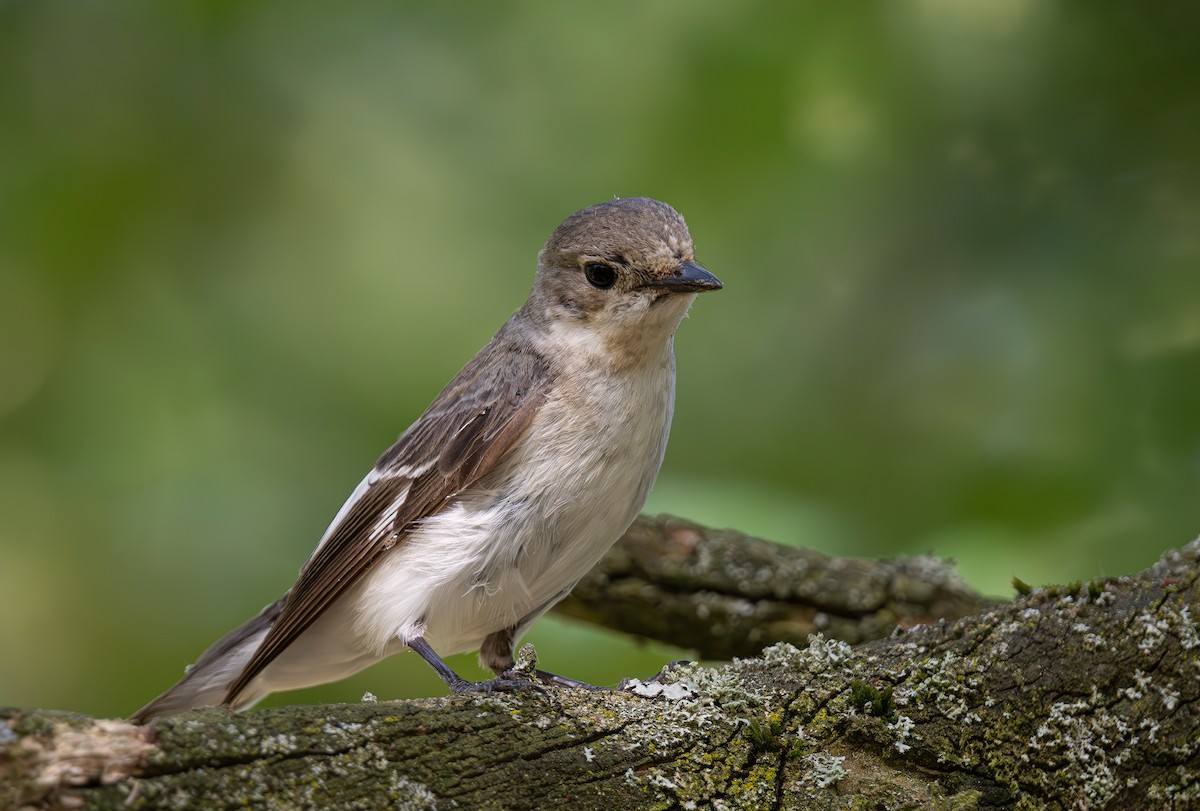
[132,197,720,723]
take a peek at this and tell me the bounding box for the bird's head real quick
[526,198,721,359]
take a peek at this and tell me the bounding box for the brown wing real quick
[223,332,551,704]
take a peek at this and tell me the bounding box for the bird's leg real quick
[407,635,541,694]
[480,624,605,691]
[479,622,694,693]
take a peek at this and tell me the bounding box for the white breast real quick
[350,337,678,657]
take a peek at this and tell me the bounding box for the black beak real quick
[645,261,723,293]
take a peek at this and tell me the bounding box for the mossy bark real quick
[557,514,994,657]
[4,522,1199,810]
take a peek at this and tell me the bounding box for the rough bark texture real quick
[556,514,994,658]
[4,521,1200,811]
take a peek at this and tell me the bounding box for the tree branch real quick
[555,514,994,658]
[5,519,1199,810]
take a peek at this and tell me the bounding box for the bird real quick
[131,196,722,723]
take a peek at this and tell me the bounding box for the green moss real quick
[849,680,895,718]
[744,717,786,753]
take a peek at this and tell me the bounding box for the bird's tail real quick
[129,595,286,725]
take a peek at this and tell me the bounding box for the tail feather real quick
[130,595,286,724]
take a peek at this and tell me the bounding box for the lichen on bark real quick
[4,523,1200,810]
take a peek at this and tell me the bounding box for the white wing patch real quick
[307,470,416,564]
[368,498,404,550]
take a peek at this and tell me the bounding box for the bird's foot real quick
[532,669,606,692]
[449,674,545,695]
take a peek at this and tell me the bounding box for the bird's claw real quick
[451,675,545,695]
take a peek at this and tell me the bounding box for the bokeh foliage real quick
[1,1,1196,717]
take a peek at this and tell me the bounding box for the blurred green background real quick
[2,1,1197,718]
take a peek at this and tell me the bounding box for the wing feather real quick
[223,332,551,704]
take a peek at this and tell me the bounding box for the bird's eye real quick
[583,262,617,290]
